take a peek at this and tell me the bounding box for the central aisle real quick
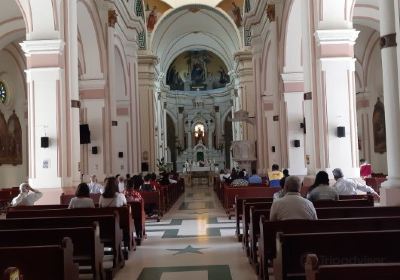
[115,183,258,280]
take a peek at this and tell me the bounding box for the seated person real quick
[268,164,284,188]
[332,168,380,200]
[248,169,262,184]
[150,173,160,190]
[231,171,249,187]
[88,174,103,194]
[11,183,43,206]
[270,176,317,221]
[124,178,143,202]
[99,177,127,207]
[224,168,237,184]
[68,183,95,208]
[117,176,125,193]
[140,174,156,191]
[307,171,338,202]
[280,169,290,188]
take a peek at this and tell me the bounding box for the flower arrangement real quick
[157,157,168,172]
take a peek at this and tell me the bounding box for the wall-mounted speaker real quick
[141,162,149,172]
[80,124,91,144]
[41,137,49,148]
[271,146,276,153]
[337,126,346,138]
[92,146,98,154]
[293,140,300,148]
[118,152,123,158]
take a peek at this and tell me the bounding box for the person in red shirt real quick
[124,177,142,202]
[150,173,160,190]
[360,159,372,179]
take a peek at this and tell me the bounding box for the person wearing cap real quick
[270,176,317,221]
[11,183,43,206]
[332,168,380,200]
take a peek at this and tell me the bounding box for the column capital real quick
[315,29,359,45]
[20,40,64,55]
[281,72,304,93]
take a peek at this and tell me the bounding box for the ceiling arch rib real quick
[151,4,241,77]
[353,0,379,32]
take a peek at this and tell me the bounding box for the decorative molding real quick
[20,40,64,54]
[380,33,397,49]
[315,29,359,44]
[108,9,118,28]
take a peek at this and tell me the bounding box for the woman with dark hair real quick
[68,183,95,208]
[99,177,127,207]
[307,171,338,202]
[124,177,142,202]
[231,171,249,187]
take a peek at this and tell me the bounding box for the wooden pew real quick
[259,216,400,280]
[234,196,273,241]
[7,206,135,253]
[0,215,124,271]
[0,238,79,280]
[140,190,162,221]
[274,230,400,280]
[304,254,400,280]
[312,198,374,208]
[222,184,280,218]
[60,193,101,205]
[0,223,105,280]
[242,202,272,256]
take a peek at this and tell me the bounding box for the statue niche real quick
[0,110,22,165]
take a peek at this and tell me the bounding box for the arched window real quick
[0,81,7,104]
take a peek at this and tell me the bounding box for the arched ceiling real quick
[0,0,25,49]
[151,4,241,76]
[353,0,379,32]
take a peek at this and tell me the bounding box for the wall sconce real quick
[293,140,300,148]
[337,126,345,138]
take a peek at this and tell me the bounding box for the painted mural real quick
[217,0,244,27]
[0,110,22,165]
[166,50,230,91]
[144,0,172,32]
[373,97,386,154]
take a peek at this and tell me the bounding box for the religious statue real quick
[373,97,386,153]
[147,6,157,31]
[231,2,242,27]
[195,127,204,144]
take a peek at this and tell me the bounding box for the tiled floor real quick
[114,183,258,280]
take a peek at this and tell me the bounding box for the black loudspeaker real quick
[92,146,98,154]
[141,162,149,172]
[293,140,300,147]
[80,124,91,144]
[271,146,276,153]
[118,152,123,158]
[337,126,346,138]
[41,137,49,148]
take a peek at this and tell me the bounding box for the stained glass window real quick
[0,81,6,104]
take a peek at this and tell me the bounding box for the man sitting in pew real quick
[11,183,42,206]
[68,183,95,209]
[332,168,380,200]
[270,176,317,221]
[307,171,338,202]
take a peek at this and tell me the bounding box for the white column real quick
[66,0,81,186]
[379,0,400,205]
[283,88,307,175]
[208,127,213,149]
[178,107,184,146]
[187,130,192,149]
[138,53,158,171]
[314,29,360,178]
[22,40,69,188]
[215,107,221,146]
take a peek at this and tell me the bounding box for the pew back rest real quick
[0,238,79,280]
[276,230,400,277]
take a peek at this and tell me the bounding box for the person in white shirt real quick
[11,183,43,206]
[270,176,317,221]
[68,183,95,209]
[99,177,127,208]
[117,176,125,193]
[88,175,103,194]
[332,168,380,200]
